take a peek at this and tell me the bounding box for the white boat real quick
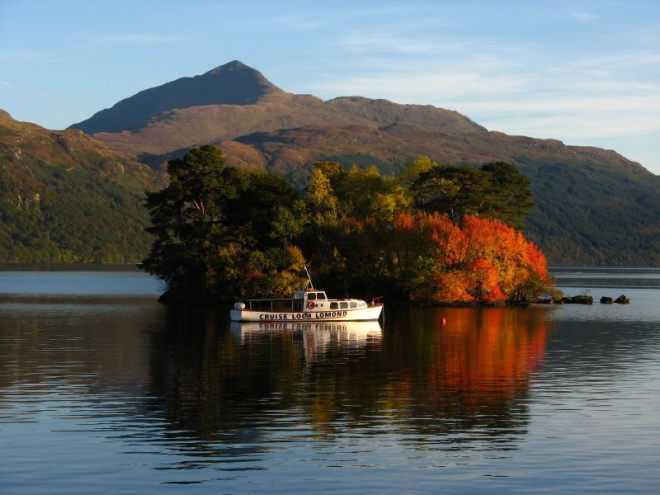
[230,274,384,322]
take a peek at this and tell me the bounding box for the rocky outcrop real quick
[561,295,593,304]
[614,294,631,304]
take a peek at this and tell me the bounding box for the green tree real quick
[480,162,534,229]
[142,145,308,300]
[225,170,302,245]
[410,162,534,228]
[141,146,246,297]
[411,165,491,221]
[396,156,437,188]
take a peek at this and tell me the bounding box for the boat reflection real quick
[230,320,382,355]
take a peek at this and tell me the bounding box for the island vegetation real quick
[142,146,554,305]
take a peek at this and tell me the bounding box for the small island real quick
[141,146,555,306]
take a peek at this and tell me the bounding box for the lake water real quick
[1,266,659,493]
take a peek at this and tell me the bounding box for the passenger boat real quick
[230,273,384,322]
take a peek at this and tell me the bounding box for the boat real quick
[229,270,384,322]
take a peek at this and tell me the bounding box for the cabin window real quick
[308,293,317,300]
[350,302,358,308]
[340,302,348,309]
[317,293,326,300]
[330,302,338,310]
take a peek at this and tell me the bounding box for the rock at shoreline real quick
[614,294,631,304]
[600,296,613,304]
[561,295,593,305]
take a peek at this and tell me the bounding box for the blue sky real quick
[1,0,658,173]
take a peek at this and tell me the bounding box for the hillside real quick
[25,60,660,266]
[218,123,659,266]
[0,111,165,262]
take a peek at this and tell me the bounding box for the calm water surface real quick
[0,267,658,493]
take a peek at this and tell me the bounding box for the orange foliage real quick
[387,307,551,420]
[389,212,551,304]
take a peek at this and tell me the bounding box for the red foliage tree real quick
[385,212,551,304]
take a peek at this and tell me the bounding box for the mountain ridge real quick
[4,61,658,265]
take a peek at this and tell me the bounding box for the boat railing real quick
[241,298,299,312]
[367,296,384,306]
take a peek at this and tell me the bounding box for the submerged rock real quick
[600,296,613,304]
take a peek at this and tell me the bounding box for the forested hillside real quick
[68,61,660,266]
[219,125,660,266]
[2,62,657,266]
[0,111,165,262]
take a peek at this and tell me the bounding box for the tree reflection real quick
[149,306,551,446]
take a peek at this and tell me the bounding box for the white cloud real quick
[313,71,531,101]
[96,33,187,44]
[336,33,440,54]
[0,52,42,64]
[569,52,660,71]
[570,11,597,23]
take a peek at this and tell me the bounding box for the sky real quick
[1,0,659,174]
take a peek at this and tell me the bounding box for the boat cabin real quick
[236,289,371,313]
[293,290,327,312]
[230,267,383,322]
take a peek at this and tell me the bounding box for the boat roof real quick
[240,297,296,302]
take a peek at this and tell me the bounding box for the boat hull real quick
[230,304,383,322]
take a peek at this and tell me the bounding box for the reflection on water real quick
[552,266,660,289]
[1,270,659,493]
[0,264,164,297]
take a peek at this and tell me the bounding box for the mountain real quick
[223,124,659,265]
[10,60,657,266]
[0,110,165,262]
[68,61,659,266]
[71,60,283,134]
[70,61,484,162]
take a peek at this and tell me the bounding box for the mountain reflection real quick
[150,306,551,445]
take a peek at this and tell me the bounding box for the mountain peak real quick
[70,61,282,134]
[207,60,251,74]
[201,60,280,93]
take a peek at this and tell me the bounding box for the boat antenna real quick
[303,265,314,290]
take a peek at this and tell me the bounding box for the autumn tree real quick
[143,149,552,304]
[337,165,410,222]
[305,167,341,222]
[396,156,437,188]
[378,212,552,304]
[461,215,551,303]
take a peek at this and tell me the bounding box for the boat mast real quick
[303,265,314,291]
